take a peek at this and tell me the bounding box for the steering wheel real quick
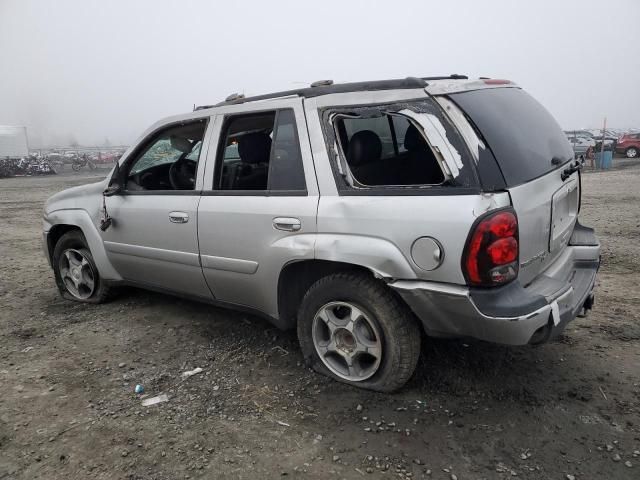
[169,157,197,190]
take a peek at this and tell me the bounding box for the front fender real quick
[313,234,417,279]
[45,209,122,281]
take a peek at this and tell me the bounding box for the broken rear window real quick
[323,99,478,191]
[335,112,445,187]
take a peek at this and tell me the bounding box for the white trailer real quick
[0,126,29,158]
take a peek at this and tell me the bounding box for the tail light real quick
[462,208,519,287]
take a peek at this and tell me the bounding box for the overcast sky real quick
[1,0,638,147]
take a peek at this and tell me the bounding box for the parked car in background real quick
[565,130,595,140]
[616,132,640,158]
[566,135,594,159]
[42,76,600,392]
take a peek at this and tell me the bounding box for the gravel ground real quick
[1,162,639,480]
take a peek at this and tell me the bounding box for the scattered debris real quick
[134,384,144,394]
[141,394,169,407]
[599,386,608,400]
[276,420,290,427]
[181,367,203,379]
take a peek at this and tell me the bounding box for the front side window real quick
[125,120,206,191]
[214,109,306,192]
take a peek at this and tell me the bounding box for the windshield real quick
[449,87,574,187]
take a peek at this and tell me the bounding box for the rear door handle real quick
[273,217,301,232]
[169,211,189,224]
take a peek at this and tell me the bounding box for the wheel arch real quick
[46,209,122,281]
[277,259,383,330]
[48,224,82,263]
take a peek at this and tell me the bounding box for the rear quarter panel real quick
[316,193,511,284]
[303,89,512,284]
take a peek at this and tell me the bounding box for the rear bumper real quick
[390,226,600,346]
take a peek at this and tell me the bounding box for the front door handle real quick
[273,217,301,232]
[169,211,189,224]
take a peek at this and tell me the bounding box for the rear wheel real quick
[52,230,111,303]
[626,147,638,158]
[297,272,420,392]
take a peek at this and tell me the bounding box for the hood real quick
[44,177,109,215]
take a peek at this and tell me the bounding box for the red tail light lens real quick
[462,209,519,287]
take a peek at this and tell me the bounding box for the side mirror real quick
[104,162,122,196]
[103,184,121,197]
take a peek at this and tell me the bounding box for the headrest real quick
[238,132,272,164]
[347,130,382,167]
[170,135,193,153]
[404,124,426,152]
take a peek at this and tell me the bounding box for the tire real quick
[626,147,638,158]
[52,230,111,303]
[297,272,420,392]
[71,163,81,171]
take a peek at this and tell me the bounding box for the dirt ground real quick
[1,163,639,480]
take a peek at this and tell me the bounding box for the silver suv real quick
[43,76,600,392]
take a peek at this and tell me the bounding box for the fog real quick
[1,0,638,148]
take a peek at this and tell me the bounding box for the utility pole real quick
[600,117,607,158]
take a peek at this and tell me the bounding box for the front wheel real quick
[71,163,81,171]
[626,147,638,158]
[52,230,111,303]
[297,272,420,392]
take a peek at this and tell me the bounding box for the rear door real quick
[449,87,579,285]
[197,98,318,318]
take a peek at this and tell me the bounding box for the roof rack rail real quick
[421,74,468,80]
[225,93,245,102]
[194,105,213,111]
[310,79,334,87]
[203,76,468,108]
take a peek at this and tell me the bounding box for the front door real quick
[103,118,212,298]
[197,101,318,318]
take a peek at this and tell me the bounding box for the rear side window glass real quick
[449,87,574,187]
[214,109,306,192]
[268,110,306,191]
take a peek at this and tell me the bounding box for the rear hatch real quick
[449,87,579,285]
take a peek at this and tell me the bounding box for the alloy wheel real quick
[312,301,382,381]
[58,249,96,299]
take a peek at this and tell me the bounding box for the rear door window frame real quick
[206,107,309,197]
